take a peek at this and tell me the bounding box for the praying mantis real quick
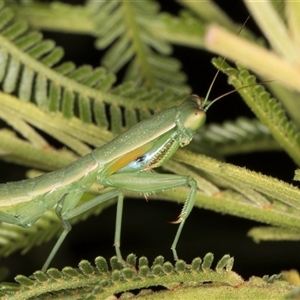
[0,94,212,271]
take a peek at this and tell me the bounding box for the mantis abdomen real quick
[0,154,99,227]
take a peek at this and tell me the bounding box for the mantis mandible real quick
[0,94,212,271]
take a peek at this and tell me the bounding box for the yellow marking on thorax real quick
[105,142,153,175]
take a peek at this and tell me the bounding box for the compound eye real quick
[184,108,206,131]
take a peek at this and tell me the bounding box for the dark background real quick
[0,0,299,281]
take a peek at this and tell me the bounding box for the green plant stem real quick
[12,2,94,34]
[204,25,300,94]
[248,226,300,243]
[178,0,235,29]
[13,2,207,49]
[286,1,300,46]
[0,131,73,170]
[159,183,300,233]
[174,150,300,210]
[245,1,298,62]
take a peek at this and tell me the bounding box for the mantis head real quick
[179,94,206,131]
[177,94,206,147]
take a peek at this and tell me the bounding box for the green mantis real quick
[0,94,208,271]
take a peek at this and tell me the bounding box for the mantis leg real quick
[62,189,125,262]
[102,172,198,261]
[42,189,124,271]
[0,212,26,225]
[42,195,70,271]
[44,172,197,270]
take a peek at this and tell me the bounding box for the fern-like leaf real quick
[0,253,244,299]
[212,57,300,166]
[0,3,179,140]
[87,0,190,94]
[191,117,280,157]
[0,253,294,299]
